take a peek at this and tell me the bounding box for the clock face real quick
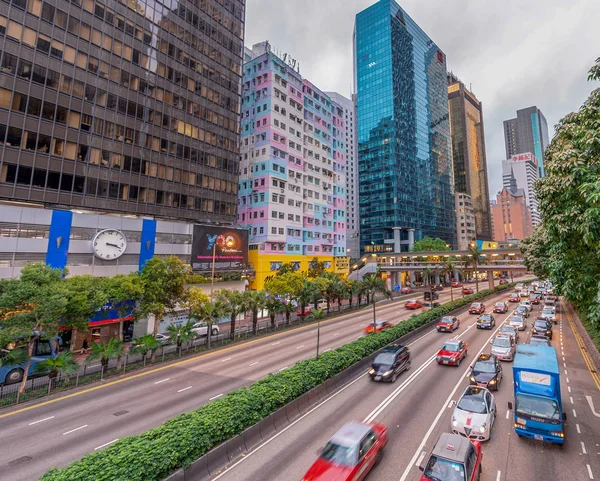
[92,229,127,260]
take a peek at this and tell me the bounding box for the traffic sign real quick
[394,285,401,291]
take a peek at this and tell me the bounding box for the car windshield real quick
[510,317,523,323]
[374,353,396,365]
[493,337,511,348]
[529,338,548,347]
[442,343,460,352]
[472,303,482,308]
[457,394,488,414]
[500,326,514,333]
[473,360,496,373]
[542,309,554,315]
[321,442,357,466]
[478,316,491,321]
[516,394,561,422]
[440,317,454,323]
[424,455,466,481]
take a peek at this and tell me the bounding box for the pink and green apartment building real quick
[238,42,348,289]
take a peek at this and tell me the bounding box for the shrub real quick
[41,283,514,481]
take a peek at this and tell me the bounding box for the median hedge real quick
[41,283,514,481]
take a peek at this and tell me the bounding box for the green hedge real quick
[41,283,513,481]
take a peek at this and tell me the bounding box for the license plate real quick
[443,361,449,365]
[534,435,543,441]
[374,376,381,381]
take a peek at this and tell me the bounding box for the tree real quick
[35,351,79,382]
[440,259,462,301]
[166,321,195,349]
[411,237,451,252]
[101,273,143,342]
[275,262,301,276]
[345,279,359,309]
[522,58,600,324]
[279,300,295,326]
[309,308,327,360]
[0,264,98,394]
[244,290,265,334]
[139,256,189,360]
[217,289,248,340]
[86,337,124,370]
[310,276,331,308]
[131,334,161,358]
[190,300,226,349]
[295,279,319,317]
[359,269,392,335]
[420,267,434,287]
[264,296,284,329]
[264,271,305,297]
[464,243,483,293]
[307,257,327,278]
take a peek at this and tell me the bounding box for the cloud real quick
[245,0,600,197]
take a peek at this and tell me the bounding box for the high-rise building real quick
[0,0,245,277]
[325,91,359,260]
[491,187,532,241]
[502,152,540,226]
[455,192,476,251]
[503,106,549,177]
[447,73,492,240]
[239,42,347,289]
[354,0,455,253]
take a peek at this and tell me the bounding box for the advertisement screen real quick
[191,225,249,271]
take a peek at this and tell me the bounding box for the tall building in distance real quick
[239,42,347,289]
[0,0,245,277]
[447,73,492,240]
[326,91,359,260]
[502,152,540,226]
[491,187,533,241]
[503,106,549,177]
[455,193,476,250]
[354,0,455,253]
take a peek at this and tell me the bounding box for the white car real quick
[541,307,557,324]
[519,300,532,313]
[451,385,496,441]
[515,283,524,292]
[191,321,220,337]
[519,289,529,298]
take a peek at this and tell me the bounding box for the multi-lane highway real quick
[209,290,600,481]
[0,285,487,481]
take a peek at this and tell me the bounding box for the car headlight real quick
[488,378,497,384]
[452,417,458,427]
[551,431,564,437]
[479,423,487,433]
[369,368,375,375]
[383,370,392,376]
[547,330,551,334]
[469,375,476,382]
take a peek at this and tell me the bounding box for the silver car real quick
[509,315,526,331]
[490,335,516,361]
[515,306,529,319]
[541,307,557,324]
[499,324,519,343]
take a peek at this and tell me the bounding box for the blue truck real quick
[509,345,566,444]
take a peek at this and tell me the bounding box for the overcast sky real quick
[245,0,599,197]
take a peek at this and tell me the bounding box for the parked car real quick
[191,322,219,337]
[451,386,496,441]
[436,340,468,367]
[469,303,486,315]
[400,286,413,294]
[508,293,520,303]
[476,314,495,329]
[437,316,460,333]
[405,299,423,310]
[490,335,516,362]
[155,333,172,345]
[469,354,502,391]
[419,433,482,481]
[296,307,312,316]
[363,320,392,335]
[493,302,508,314]
[368,344,410,382]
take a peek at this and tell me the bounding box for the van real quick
[315,299,328,310]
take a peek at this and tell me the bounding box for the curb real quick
[564,302,600,388]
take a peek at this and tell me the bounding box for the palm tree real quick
[440,259,462,301]
[264,296,284,329]
[465,243,483,293]
[244,290,266,334]
[131,334,161,358]
[344,280,359,309]
[359,269,392,335]
[217,290,248,340]
[167,321,196,349]
[86,338,124,370]
[309,308,327,360]
[34,350,79,382]
[421,266,434,287]
[280,299,295,326]
[296,279,319,317]
[326,275,347,312]
[192,300,226,349]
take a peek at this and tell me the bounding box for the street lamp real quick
[210,242,217,298]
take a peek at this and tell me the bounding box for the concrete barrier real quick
[242,424,262,452]
[184,453,210,481]
[226,434,246,462]
[164,469,184,481]
[272,406,289,431]
[285,399,300,422]
[258,413,276,440]
[206,443,229,477]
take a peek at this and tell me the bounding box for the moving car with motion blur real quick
[437,316,460,333]
[451,386,496,442]
[509,315,526,331]
[452,282,463,288]
[532,318,553,340]
[490,335,516,362]
[469,303,485,315]
[493,302,508,314]
[419,433,482,481]
[476,314,495,330]
[400,286,413,294]
[469,354,502,391]
[368,344,410,383]
[363,320,392,334]
[437,340,468,367]
[405,299,423,310]
[462,287,475,295]
[508,293,520,303]
[302,421,387,481]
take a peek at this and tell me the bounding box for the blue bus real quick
[0,337,60,385]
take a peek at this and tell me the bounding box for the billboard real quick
[510,153,538,165]
[191,225,248,271]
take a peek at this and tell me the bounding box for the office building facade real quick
[491,187,532,241]
[502,152,540,226]
[448,73,492,240]
[455,192,476,250]
[325,91,359,260]
[503,106,549,177]
[238,42,347,289]
[354,0,455,253]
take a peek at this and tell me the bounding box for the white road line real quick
[324,348,331,352]
[563,356,565,361]
[586,396,600,417]
[581,441,587,454]
[570,396,574,404]
[564,362,567,368]
[221,357,232,362]
[154,378,170,384]
[576,423,581,434]
[447,400,454,409]
[63,425,88,435]
[506,410,510,420]
[333,332,340,336]
[587,464,594,479]
[249,361,259,366]
[177,386,192,393]
[296,345,304,349]
[94,439,118,450]
[271,341,281,346]
[28,416,54,426]
[568,386,572,393]
[278,366,288,372]
[573,409,577,418]
[415,451,426,467]
[209,393,224,401]
[567,377,570,383]
[497,471,502,481]
[565,370,568,375]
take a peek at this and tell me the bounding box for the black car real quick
[368,344,411,383]
[532,318,553,340]
[469,354,502,391]
[424,291,440,301]
[476,314,496,329]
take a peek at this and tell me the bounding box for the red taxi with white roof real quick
[436,340,468,367]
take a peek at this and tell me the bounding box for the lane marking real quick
[177,386,192,393]
[333,332,340,337]
[249,361,259,367]
[415,451,426,467]
[28,416,54,426]
[581,441,587,454]
[588,464,594,480]
[94,439,118,450]
[506,410,510,420]
[570,396,574,404]
[567,378,570,383]
[568,386,572,393]
[565,370,568,375]
[271,342,281,346]
[296,345,304,349]
[564,362,567,368]
[221,357,232,363]
[573,409,577,418]
[324,348,331,353]
[209,393,224,401]
[154,378,170,384]
[576,423,581,434]
[63,425,88,435]
[497,471,502,481]
[278,366,288,372]
[586,396,600,418]
[447,400,454,409]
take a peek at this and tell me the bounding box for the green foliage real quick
[101,273,142,341]
[264,271,305,297]
[522,58,600,325]
[185,273,211,284]
[40,283,514,481]
[216,289,248,339]
[245,290,266,334]
[411,237,451,252]
[167,322,196,348]
[86,338,125,368]
[307,257,328,278]
[131,334,161,357]
[35,351,79,380]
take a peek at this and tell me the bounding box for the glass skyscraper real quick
[503,106,549,178]
[354,0,455,253]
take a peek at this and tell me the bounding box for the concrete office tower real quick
[325,91,359,260]
[354,0,456,253]
[455,193,476,251]
[502,152,540,226]
[503,106,550,177]
[448,74,492,240]
[491,187,533,241]
[239,42,347,289]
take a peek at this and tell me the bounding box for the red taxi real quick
[462,287,474,295]
[436,340,468,367]
[363,320,392,334]
[451,282,463,288]
[404,299,423,310]
[400,286,413,294]
[493,302,508,314]
[508,293,520,303]
[468,303,485,315]
[420,433,482,481]
[302,421,387,481]
[436,316,460,333]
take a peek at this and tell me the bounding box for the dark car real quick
[368,344,411,383]
[532,318,553,340]
[515,306,529,319]
[424,291,440,301]
[431,284,444,291]
[469,354,502,391]
[437,316,460,333]
[476,314,495,329]
[419,433,482,481]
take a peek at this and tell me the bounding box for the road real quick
[209,291,600,481]
[0,284,491,481]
